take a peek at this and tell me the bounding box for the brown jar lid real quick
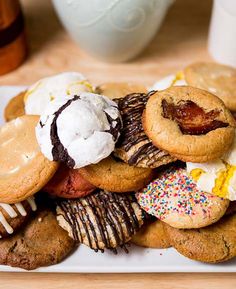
[0,0,27,75]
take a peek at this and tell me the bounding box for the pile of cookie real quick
[1,62,236,270]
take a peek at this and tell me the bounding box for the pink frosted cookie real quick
[136,167,229,229]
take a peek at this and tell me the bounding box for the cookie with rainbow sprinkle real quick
[136,167,229,229]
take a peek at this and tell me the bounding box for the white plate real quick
[0,86,235,273]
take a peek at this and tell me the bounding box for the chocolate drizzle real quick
[115,92,175,168]
[50,96,79,168]
[57,190,144,253]
[104,110,122,142]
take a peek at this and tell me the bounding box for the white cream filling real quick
[150,74,187,91]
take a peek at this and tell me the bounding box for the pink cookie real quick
[136,167,229,229]
[44,165,96,199]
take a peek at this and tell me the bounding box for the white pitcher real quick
[52,0,175,62]
[208,0,236,67]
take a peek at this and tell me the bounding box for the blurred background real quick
[0,0,233,87]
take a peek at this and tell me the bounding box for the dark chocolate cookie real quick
[0,207,75,270]
[56,190,145,252]
[114,92,176,168]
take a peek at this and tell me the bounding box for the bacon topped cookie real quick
[143,86,236,163]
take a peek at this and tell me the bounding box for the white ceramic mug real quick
[208,0,236,67]
[52,0,175,62]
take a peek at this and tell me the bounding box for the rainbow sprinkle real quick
[136,167,219,220]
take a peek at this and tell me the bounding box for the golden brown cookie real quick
[131,220,171,249]
[0,115,59,204]
[0,207,76,270]
[143,86,235,163]
[95,82,147,100]
[165,213,236,263]
[184,62,236,111]
[4,91,26,122]
[79,156,154,192]
[57,190,144,252]
[115,92,176,168]
[0,197,37,239]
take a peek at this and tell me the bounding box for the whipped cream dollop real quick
[150,72,187,91]
[187,135,236,200]
[25,72,94,115]
[36,93,122,169]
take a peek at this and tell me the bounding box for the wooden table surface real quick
[0,0,213,87]
[1,0,236,288]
